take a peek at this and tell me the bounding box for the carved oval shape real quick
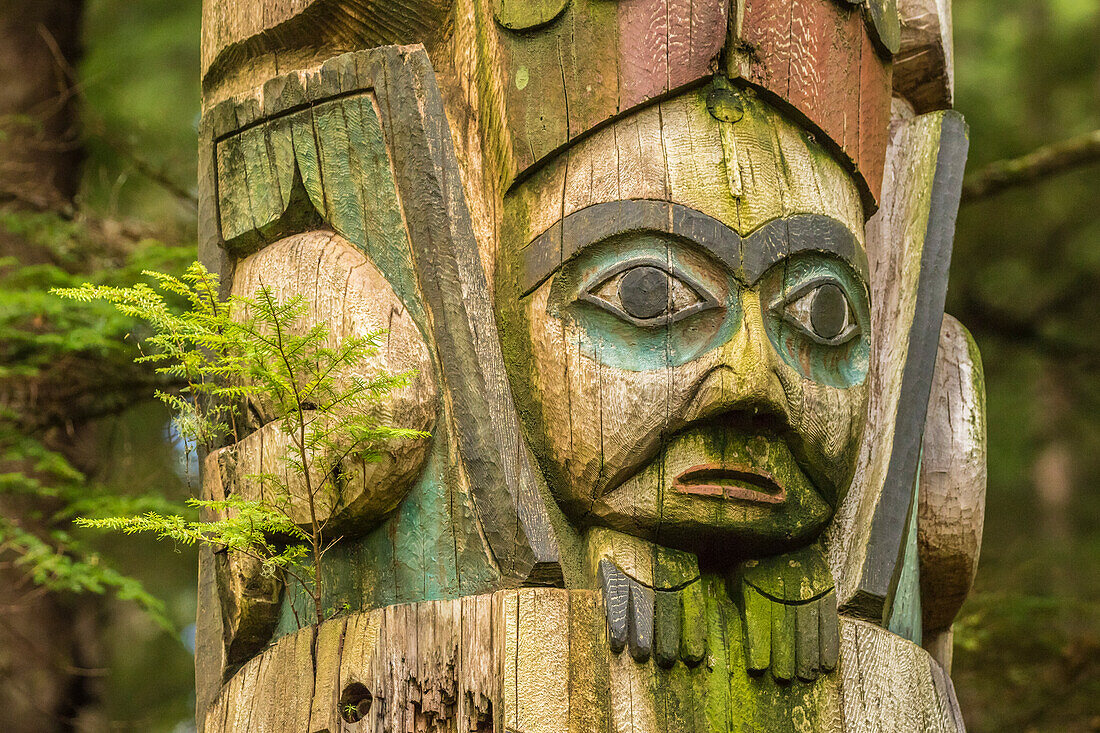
[494,0,570,31]
[229,230,438,535]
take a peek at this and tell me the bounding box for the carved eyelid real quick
[769,275,862,346]
[578,256,721,328]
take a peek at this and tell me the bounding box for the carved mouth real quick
[672,464,787,505]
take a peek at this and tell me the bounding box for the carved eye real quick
[775,279,861,345]
[580,260,717,327]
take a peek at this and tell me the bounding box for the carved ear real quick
[228,232,439,534]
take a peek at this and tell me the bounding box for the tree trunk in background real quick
[1020,1,1076,581]
[0,0,83,216]
[0,2,106,731]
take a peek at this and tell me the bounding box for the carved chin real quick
[582,426,836,556]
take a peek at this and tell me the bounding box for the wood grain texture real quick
[918,315,986,637]
[197,2,981,726]
[492,0,726,183]
[229,231,437,533]
[895,0,954,113]
[493,0,568,30]
[207,46,574,586]
[195,546,228,721]
[864,0,902,57]
[373,47,568,583]
[733,0,893,209]
[828,109,969,623]
[201,0,454,104]
[838,618,965,732]
[859,27,893,204]
[201,591,964,732]
[199,452,285,679]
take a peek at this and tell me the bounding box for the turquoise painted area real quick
[270,407,499,640]
[387,434,460,604]
[297,95,430,338]
[759,255,870,388]
[549,233,741,371]
[547,233,868,391]
[887,457,924,645]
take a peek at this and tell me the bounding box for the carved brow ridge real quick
[519,199,868,297]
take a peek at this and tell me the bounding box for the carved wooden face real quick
[499,82,871,555]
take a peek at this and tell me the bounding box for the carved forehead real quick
[504,83,866,289]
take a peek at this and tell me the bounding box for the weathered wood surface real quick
[203,46,574,587]
[731,0,893,206]
[200,0,897,211]
[895,0,954,112]
[498,80,872,561]
[828,109,969,624]
[201,590,964,732]
[918,315,986,659]
[201,0,454,101]
[196,46,583,707]
[839,618,965,732]
[198,453,284,680]
[196,0,985,729]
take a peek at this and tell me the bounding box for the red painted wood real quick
[681,0,729,91]
[738,0,890,209]
[858,29,891,203]
[788,0,863,162]
[668,0,693,91]
[830,7,865,160]
[740,0,793,94]
[788,0,826,126]
[619,0,669,109]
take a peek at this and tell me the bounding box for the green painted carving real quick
[215,94,427,333]
[886,466,924,644]
[493,0,570,31]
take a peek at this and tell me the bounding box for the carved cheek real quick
[222,231,438,534]
[522,286,586,499]
[523,282,673,510]
[783,368,869,504]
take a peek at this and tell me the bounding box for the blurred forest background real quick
[0,0,1097,731]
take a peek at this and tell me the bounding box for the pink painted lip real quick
[672,463,787,505]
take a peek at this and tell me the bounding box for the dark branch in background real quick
[36,19,198,211]
[125,153,198,208]
[954,291,1100,366]
[962,129,1100,203]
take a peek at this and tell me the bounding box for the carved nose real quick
[679,291,791,427]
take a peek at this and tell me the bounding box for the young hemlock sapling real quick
[54,261,426,627]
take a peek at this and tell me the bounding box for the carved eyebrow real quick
[742,214,869,284]
[519,200,868,296]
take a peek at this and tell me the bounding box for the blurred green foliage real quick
[80,0,200,228]
[949,1,1100,731]
[56,0,1100,730]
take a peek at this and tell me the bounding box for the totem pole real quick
[195,0,986,730]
